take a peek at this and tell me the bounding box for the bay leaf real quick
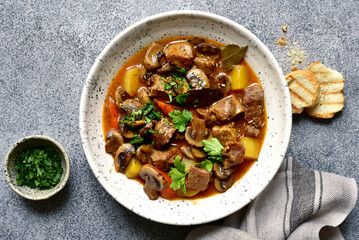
[221,44,248,72]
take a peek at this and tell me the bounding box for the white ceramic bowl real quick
[79,10,292,225]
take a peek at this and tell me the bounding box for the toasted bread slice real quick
[307,62,345,93]
[305,62,345,118]
[285,70,320,114]
[305,92,345,118]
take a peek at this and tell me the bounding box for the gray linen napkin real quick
[186,157,357,240]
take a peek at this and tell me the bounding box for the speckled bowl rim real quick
[4,135,70,200]
[80,10,292,225]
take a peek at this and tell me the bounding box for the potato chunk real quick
[123,67,141,96]
[230,65,248,90]
[125,157,143,179]
[240,137,260,160]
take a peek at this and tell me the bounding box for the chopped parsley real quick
[130,134,144,148]
[174,66,187,75]
[168,109,193,132]
[168,156,189,194]
[15,147,63,189]
[202,138,224,163]
[176,93,189,104]
[120,100,161,125]
[195,160,213,173]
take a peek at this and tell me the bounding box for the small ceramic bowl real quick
[4,135,70,200]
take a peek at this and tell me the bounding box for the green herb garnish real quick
[15,147,63,189]
[176,93,189,104]
[168,156,189,194]
[168,109,193,132]
[195,160,213,173]
[202,138,224,163]
[130,134,144,148]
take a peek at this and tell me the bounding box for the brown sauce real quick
[102,36,267,200]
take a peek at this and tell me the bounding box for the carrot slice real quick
[108,100,120,129]
[156,168,177,200]
[154,100,181,115]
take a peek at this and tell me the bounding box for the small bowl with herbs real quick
[4,135,70,200]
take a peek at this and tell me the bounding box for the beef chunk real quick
[212,126,237,145]
[151,118,176,149]
[149,74,173,101]
[210,95,244,122]
[222,141,246,169]
[185,165,210,191]
[244,125,260,138]
[164,41,194,69]
[243,84,264,127]
[151,146,182,171]
[193,57,215,75]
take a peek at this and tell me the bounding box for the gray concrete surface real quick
[1,0,358,239]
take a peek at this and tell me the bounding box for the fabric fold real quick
[186,157,357,240]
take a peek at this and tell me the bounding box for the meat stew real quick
[102,36,266,200]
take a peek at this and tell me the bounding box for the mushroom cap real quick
[105,129,124,154]
[119,99,142,116]
[136,145,154,164]
[194,43,221,61]
[191,148,206,160]
[180,146,195,160]
[139,164,168,192]
[186,67,210,89]
[115,86,129,107]
[144,43,164,71]
[213,163,237,180]
[185,117,212,147]
[214,175,234,192]
[114,143,135,172]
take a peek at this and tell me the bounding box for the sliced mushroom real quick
[136,145,154,164]
[115,86,129,107]
[210,72,231,95]
[187,36,205,47]
[194,43,221,61]
[137,87,151,105]
[213,163,237,180]
[124,120,146,127]
[191,148,206,160]
[186,66,210,90]
[119,116,135,139]
[114,143,135,172]
[139,164,168,200]
[105,129,124,154]
[185,117,212,147]
[144,43,164,71]
[214,175,234,192]
[139,120,155,137]
[119,99,142,116]
[180,146,195,159]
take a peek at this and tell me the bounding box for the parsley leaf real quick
[195,160,213,173]
[202,138,224,162]
[130,134,144,148]
[176,93,189,104]
[168,156,189,194]
[168,109,192,132]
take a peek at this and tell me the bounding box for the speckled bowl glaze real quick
[80,10,292,225]
[4,135,70,200]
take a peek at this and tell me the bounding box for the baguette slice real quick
[305,62,345,118]
[285,70,320,114]
[306,62,345,93]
